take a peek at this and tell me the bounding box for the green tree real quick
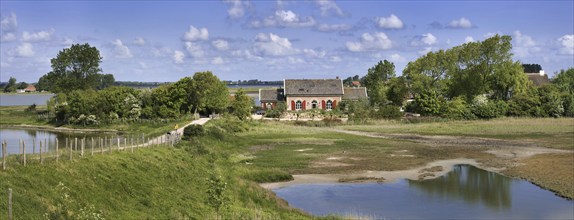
[190,71,229,115]
[403,49,455,99]
[387,77,408,106]
[39,43,107,93]
[362,60,395,106]
[553,68,574,117]
[98,74,115,90]
[231,89,253,120]
[3,77,17,93]
[17,82,29,90]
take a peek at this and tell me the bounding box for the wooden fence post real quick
[23,141,26,167]
[40,140,43,165]
[2,141,6,170]
[56,139,59,163]
[19,139,22,165]
[109,137,112,153]
[75,138,78,152]
[100,138,103,154]
[8,188,13,220]
[91,137,94,156]
[69,138,73,161]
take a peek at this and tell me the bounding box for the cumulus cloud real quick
[211,56,225,65]
[133,37,146,46]
[185,42,205,58]
[346,32,393,52]
[8,43,35,57]
[22,29,55,42]
[513,31,540,57]
[303,48,326,58]
[232,49,263,61]
[111,39,133,58]
[253,33,298,56]
[183,25,209,41]
[225,0,250,19]
[249,10,316,28]
[418,47,434,55]
[315,0,344,17]
[464,36,475,43]
[1,32,16,42]
[1,12,17,32]
[558,34,574,55]
[212,39,229,51]
[411,33,437,46]
[376,14,404,29]
[173,50,185,64]
[389,53,406,63]
[314,23,352,32]
[447,17,473,29]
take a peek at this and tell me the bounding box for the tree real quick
[231,89,253,120]
[98,74,115,90]
[17,82,28,90]
[553,68,574,116]
[387,77,408,106]
[362,60,395,106]
[3,77,17,93]
[189,71,229,115]
[522,64,542,73]
[38,43,108,93]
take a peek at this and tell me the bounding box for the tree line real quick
[341,34,574,120]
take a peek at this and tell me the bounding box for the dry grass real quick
[503,153,574,199]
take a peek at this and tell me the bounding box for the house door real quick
[311,100,318,109]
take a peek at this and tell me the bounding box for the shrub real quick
[25,104,37,112]
[371,105,402,119]
[471,97,507,119]
[441,97,473,120]
[183,124,205,140]
[507,93,543,117]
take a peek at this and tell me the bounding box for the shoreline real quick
[0,124,118,133]
[261,158,491,190]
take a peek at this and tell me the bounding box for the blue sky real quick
[1,0,573,83]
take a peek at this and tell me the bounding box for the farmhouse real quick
[525,70,550,86]
[259,78,368,111]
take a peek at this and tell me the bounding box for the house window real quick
[311,100,318,109]
[266,103,272,110]
[326,100,333,110]
[295,100,302,110]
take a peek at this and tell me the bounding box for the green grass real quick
[0,106,50,126]
[0,137,312,219]
[337,117,574,149]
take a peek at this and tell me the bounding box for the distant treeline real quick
[113,81,170,87]
[225,80,282,85]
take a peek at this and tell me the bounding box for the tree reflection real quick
[408,165,512,210]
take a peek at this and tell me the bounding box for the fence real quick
[1,132,182,171]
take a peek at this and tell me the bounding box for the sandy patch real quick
[261,158,484,189]
[326,157,341,160]
[295,148,313,152]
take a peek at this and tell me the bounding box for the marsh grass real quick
[338,117,574,149]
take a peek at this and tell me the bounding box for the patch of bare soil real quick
[249,145,275,152]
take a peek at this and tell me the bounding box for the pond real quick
[273,165,574,219]
[0,128,136,157]
[0,94,55,106]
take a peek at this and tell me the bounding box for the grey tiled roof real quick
[259,89,284,101]
[284,79,343,96]
[343,87,368,100]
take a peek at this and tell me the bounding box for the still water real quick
[273,165,574,219]
[0,128,127,157]
[0,94,55,106]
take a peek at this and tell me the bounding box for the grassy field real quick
[337,118,574,149]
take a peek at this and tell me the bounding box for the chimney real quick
[539,70,545,76]
[336,76,339,79]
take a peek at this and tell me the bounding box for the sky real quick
[1,0,573,83]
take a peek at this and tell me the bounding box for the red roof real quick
[24,84,36,92]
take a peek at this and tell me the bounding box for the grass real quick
[337,117,574,149]
[0,106,50,126]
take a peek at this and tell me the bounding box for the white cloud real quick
[231,49,263,61]
[185,41,205,58]
[315,23,352,32]
[558,34,574,55]
[315,0,344,17]
[303,48,326,58]
[61,38,75,46]
[211,56,225,65]
[411,33,437,46]
[513,31,535,47]
[173,50,185,64]
[464,36,475,43]
[447,17,473,29]
[8,43,35,57]
[389,53,406,63]
[253,33,298,56]
[1,32,16,42]
[183,25,209,41]
[22,29,54,42]
[329,56,342,62]
[1,12,17,32]
[346,32,393,52]
[152,47,171,57]
[288,57,305,64]
[249,10,316,28]
[376,14,404,29]
[111,39,133,58]
[133,37,146,46]
[212,39,229,51]
[418,47,434,55]
[225,0,250,19]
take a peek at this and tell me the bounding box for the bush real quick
[25,104,37,112]
[471,98,507,119]
[507,93,543,117]
[441,97,474,120]
[371,105,402,119]
[183,124,205,140]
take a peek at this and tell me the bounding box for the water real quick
[0,94,55,106]
[0,128,129,157]
[273,165,574,219]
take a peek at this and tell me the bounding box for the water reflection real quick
[408,165,512,210]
